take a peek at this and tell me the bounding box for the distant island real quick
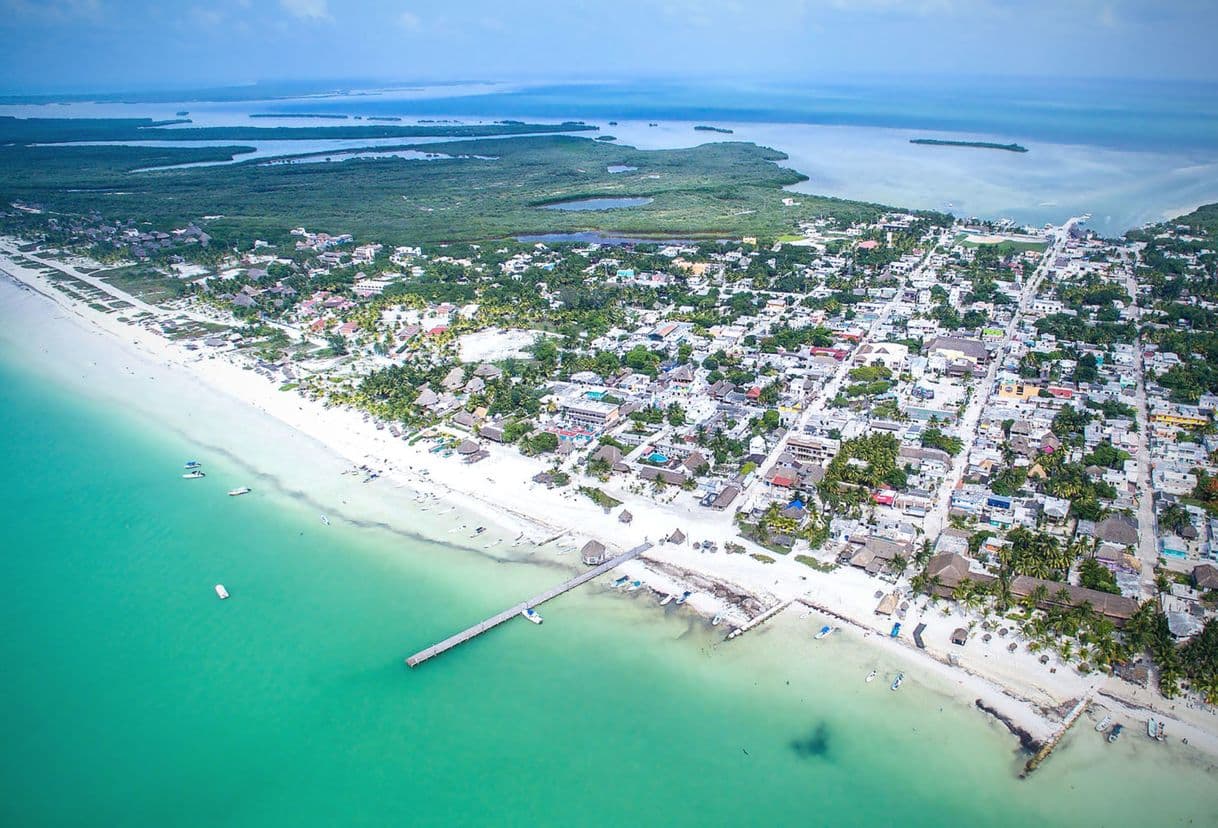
[250,113,349,120]
[695,125,734,134]
[911,138,1028,153]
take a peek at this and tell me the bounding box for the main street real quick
[921,219,1078,542]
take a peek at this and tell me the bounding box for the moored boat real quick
[1147,718,1158,739]
[815,625,835,640]
[1108,724,1123,743]
[711,614,723,626]
[1157,721,1166,741]
[228,487,251,497]
[320,514,330,526]
[865,670,877,683]
[214,584,229,600]
[1095,715,1113,733]
[889,622,902,638]
[891,672,904,691]
[184,461,202,469]
[675,590,692,605]
[521,608,543,625]
[660,593,675,606]
[182,470,206,479]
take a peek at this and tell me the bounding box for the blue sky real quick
[1,0,1216,92]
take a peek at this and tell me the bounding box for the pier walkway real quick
[406,541,652,667]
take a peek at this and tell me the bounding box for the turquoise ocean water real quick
[2,316,1218,825]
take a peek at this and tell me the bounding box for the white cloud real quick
[398,10,421,30]
[279,0,330,21]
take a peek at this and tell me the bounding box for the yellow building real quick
[998,382,1039,401]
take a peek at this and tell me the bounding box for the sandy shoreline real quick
[3,241,1217,767]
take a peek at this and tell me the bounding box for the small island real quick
[911,138,1028,153]
[694,125,734,134]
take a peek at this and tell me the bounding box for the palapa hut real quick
[668,529,687,545]
[951,628,969,646]
[581,539,609,566]
[456,439,481,456]
[618,510,633,524]
[874,591,899,616]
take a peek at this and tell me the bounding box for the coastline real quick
[3,240,1218,769]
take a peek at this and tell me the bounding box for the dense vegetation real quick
[0,129,890,245]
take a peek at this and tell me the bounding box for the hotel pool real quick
[648,452,669,464]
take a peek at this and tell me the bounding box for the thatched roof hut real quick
[875,591,899,616]
[580,539,609,566]
[950,627,969,646]
[457,439,480,455]
[618,510,633,524]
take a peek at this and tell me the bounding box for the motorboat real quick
[182,470,206,479]
[815,625,835,640]
[228,487,251,497]
[1095,715,1113,733]
[865,670,877,683]
[521,608,543,625]
[891,672,904,691]
[215,584,229,600]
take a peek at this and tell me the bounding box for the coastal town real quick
[3,194,1218,761]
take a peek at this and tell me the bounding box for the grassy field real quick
[94,264,191,304]
[1,131,892,244]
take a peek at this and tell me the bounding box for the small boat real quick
[890,622,902,638]
[1147,718,1158,739]
[320,514,330,526]
[660,593,675,606]
[815,625,835,640]
[521,608,543,625]
[228,487,251,497]
[1108,724,1124,743]
[891,672,904,691]
[1157,721,1166,741]
[866,670,877,683]
[627,580,643,591]
[675,590,691,605]
[214,584,229,600]
[1095,715,1113,733]
[474,526,486,535]
[612,575,629,588]
[711,614,723,626]
[182,470,206,479]
[184,461,202,469]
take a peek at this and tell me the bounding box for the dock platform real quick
[406,541,652,667]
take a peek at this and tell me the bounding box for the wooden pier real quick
[406,541,652,668]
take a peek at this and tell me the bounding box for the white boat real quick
[320,515,330,526]
[1095,715,1113,733]
[184,461,202,469]
[1147,718,1158,739]
[866,670,877,683]
[891,672,905,691]
[815,625,835,640]
[675,591,691,605]
[521,608,543,625]
[214,584,229,600]
[711,614,723,626]
[228,487,251,497]
[182,470,206,479]
[660,593,675,606]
